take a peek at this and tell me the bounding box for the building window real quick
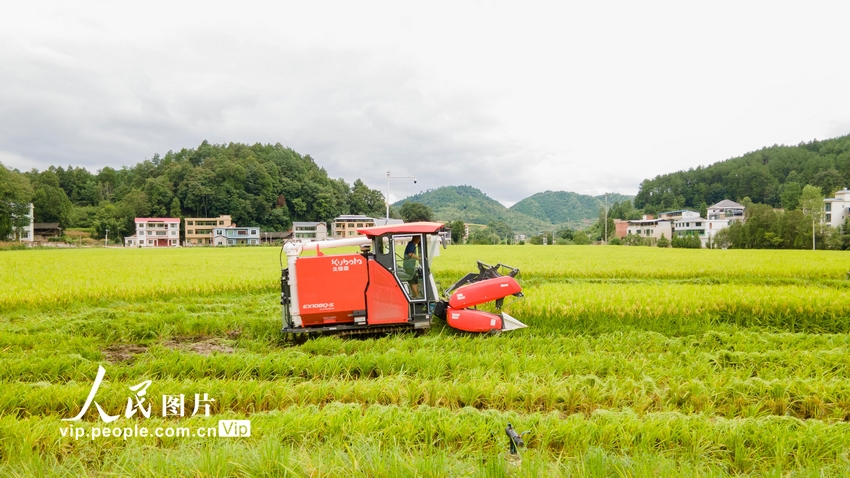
[825,203,831,212]
[188,221,194,225]
[826,214,831,222]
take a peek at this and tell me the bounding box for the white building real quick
[292,222,328,241]
[626,215,673,243]
[673,211,731,247]
[213,226,261,246]
[8,203,34,242]
[708,200,745,222]
[331,215,403,238]
[824,188,850,229]
[125,218,180,247]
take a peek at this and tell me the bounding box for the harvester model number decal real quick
[303,303,334,309]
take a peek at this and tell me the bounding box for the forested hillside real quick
[0,142,386,240]
[395,186,555,235]
[635,134,850,212]
[510,191,634,227]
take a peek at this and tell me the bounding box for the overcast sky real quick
[2,1,849,206]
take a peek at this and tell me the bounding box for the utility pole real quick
[105,228,109,247]
[386,170,417,219]
[604,193,608,245]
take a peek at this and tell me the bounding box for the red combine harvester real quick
[280,222,526,338]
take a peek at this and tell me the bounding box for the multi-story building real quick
[626,215,673,243]
[291,222,328,241]
[707,200,745,221]
[631,203,744,247]
[672,211,704,237]
[613,219,629,239]
[126,218,180,247]
[212,226,261,246]
[824,188,850,229]
[184,215,232,245]
[331,215,403,238]
[672,211,730,247]
[7,203,34,242]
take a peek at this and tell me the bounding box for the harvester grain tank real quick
[280,222,526,337]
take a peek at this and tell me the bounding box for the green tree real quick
[812,169,842,196]
[92,204,123,241]
[446,220,466,244]
[672,234,701,248]
[608,200,642,220]
[0,164,33,239]
[800,185,824,250]
[573,230,591,245]
[556,228,574,240]
[656,233,670,248]
[487,220,512,243]
[595,207,616,242]
[180,168,215,217]
[350,179,386,217]
[399,202,433,222]
[266,207,291,232]
[469,227,496,245]
[32,171,73,227]
[169,197,182,217]
[780,182,802,210]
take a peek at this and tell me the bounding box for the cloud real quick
[1,1,849,204]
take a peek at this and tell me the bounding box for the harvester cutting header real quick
[280,222,526,337]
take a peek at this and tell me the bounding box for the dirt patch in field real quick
[103,344,148,363]
[163,336,235,355]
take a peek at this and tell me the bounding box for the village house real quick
[824,188,850,229]
[213,226,261,246]
[124,218,180,247]
[184,215,232,245]
[291,221,328,241]
[331,215,403,238]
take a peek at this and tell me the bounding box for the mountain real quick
[509,191,634,228]
[634,133,850,212]
[394,185,635,235]
[394,185,553,235]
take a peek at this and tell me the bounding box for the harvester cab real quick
[280,221,526,338]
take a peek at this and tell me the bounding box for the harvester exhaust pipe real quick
[283,242,304,328]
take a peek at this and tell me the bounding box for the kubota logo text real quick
[303,303,334,309]
[332,258,363,266]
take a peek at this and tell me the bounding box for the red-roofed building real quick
[125,218,181,247]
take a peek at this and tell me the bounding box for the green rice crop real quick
[2,245,850,476]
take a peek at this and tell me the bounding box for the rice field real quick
[2,245,850,476]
